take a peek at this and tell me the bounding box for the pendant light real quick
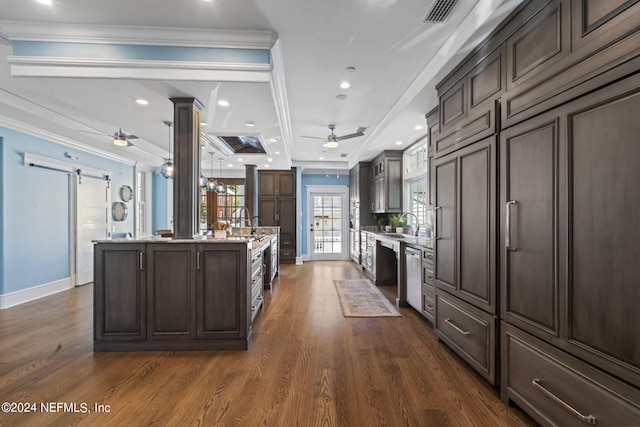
[160,121,174,179]
[214,159,227,194]
[206,152,217,192]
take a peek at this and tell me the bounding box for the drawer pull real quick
[532,378,596,425]
[445,318,470,335]
[425,304,434,310]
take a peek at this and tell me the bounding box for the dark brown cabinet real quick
[433,136,497,315]
[94,243,146,342]
[94,241,253,351]
[501,73,640,390]
[349,162,375,231]
[369,151,402,213]
[428,0,640,421]
[258,169,296,264]
[147,244,197,340]
[198,244,247,339]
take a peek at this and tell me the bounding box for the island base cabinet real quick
[146,244,196,340]
[197,245,247,340]
[94,242,251,351]
[502,323,640,427]
[94,244,146,343]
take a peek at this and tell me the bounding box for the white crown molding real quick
[269,39,293,168]
[7,56,272,82]
[349,0,522,162]
[0,29,10,46]
[0,115,136,166]
[0,21,276,49]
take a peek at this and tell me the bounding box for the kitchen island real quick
[93,234,275,352]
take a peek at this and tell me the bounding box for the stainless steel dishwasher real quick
[404,246,422,311]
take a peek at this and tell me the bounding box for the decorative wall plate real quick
[120,185,133,202]
[112,202,128,221]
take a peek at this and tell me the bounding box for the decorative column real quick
[170,97,204,239]
[245,164,258,221]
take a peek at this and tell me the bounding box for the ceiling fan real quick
[77,128,138,146]
[302,124,367,148]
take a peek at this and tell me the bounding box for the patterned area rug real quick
[333,279,401,317]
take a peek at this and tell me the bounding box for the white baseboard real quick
[295,256,304,265]
[0,277,73,309]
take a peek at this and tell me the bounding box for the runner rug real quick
[333,279,401,317]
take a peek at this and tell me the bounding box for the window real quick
[403,142,429,230]
[204,179,247,229]
[406,177,427,227]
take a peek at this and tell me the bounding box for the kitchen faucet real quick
[400,212,420,236]
[236,206,251,228]
[250,215,262,235]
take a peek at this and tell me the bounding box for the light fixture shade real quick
[199,174,208,188]
[114,138,128,147]
[324,139,339,149]
[206,178,217,192]
[214,182,227,194]
[160,161,174,179]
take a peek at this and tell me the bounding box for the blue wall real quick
[300,173,349,257]
[0,126,134,295]
[152,172,171,232]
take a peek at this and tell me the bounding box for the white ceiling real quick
[0,0,523,176]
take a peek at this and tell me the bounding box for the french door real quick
[307,186,349,261]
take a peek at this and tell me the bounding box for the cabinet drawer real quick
[422,249,434,264]
[502,323,640,427]
[435,290,496,384]
[422,287,435,323]
[422,264,434,284]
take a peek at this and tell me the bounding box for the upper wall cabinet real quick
[436,46,505,157]
[502,0,640,127]
[370,151,402,213]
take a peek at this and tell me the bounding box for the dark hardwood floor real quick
[0,261,536,426]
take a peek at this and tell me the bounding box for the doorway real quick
[73,175,111,286]
[307,186,349,261]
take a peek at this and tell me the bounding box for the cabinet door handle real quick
[425,304,434,310]
[532,379,596,425]
[433,207,441,240]
[506,200,518,251]
[139,252,144,271]
[444,318,470,335]
[196,252,201,271]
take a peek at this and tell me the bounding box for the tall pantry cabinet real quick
[258,169,296,264]
[429,1,640,425]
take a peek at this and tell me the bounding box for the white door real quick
[76,176,111,285]
[307,186,349,261]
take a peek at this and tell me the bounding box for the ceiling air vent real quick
[340,153,348,158]
[423,0,459,23]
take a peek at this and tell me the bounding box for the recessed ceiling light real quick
[336,94,347,100]
[395,140,403,145]
[319,157,324,160]
[36,0,52,4]
[135,99,149,106]
[414,125,424,130]
[269,138,277,143]
[268,158,273,162]
[237,158,243,162]
[275,151,281,155]
[200,122,207,126]
[264,164,270,168]
[340,81,351,89]
[227,163,233,167]
[245,122,255,127]
[217,100,229,107]
[200,144,205,148]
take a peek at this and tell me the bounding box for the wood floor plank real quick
[0,261,537,427]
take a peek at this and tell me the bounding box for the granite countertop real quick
[94,234,277,251]
[359,229,433,250]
